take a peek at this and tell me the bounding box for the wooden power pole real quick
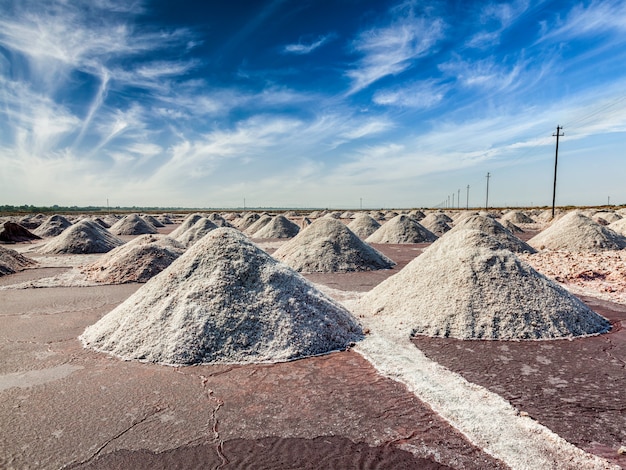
[551,126,564,219]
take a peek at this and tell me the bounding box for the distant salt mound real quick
[408,210,425,221]
[0,246,37,276]
[502,211,535,224]
[365,215,437,244]
[429,211,453,223]
[233,213,260,231]
[340,211,354,219]
[0,222,42,243]
[83,234,184,284]
[347,213,381,239]
[91,217,110,229]
[301,217,312,228]
[207,213,232,228]
[360,229,611,340]
[38,220,124,254]
[109,214,158,236]
[528,211,626,252]
[503,220,524,234]
[245,214,272,235]
[142,215,165,228]
[420,213,452,236]
[33,215,72,237]
[447,214,535,253]
[252,215,300,239]
[608,218,626,237]
[18,215,42,230]
[80,228,363,365]
[273,218,395,273]
[169,213,204,239]
[176,218,218,247]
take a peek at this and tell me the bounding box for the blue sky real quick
[1,0,625,209]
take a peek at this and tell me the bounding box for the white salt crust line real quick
[354,328,618,470]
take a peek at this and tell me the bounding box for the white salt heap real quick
[109,214,158,235]
[176,217,218,247]
[608,218,626,237]
[38,220,124,254]
[233,212,260,231]
[0,246,37,276]
[501,211,535,224]
[244,214,272,235]
[529,211,626,251]
[142,214,165,228]
[273,218,395,273]
[80,228,363,365]
[207,212,231,227]
[33,215,72,237]
[359,229,611,340]
[446,214,536,253]
[365,214,437,243]
[252,215,300,239]
[419,213,452,236]
[168,213,204,239]
[346,213,381,239]
[82,234,184,284]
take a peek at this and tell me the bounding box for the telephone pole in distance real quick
[551,126,564,219]
[485,172,490,210]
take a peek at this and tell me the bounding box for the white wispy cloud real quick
[373,79,448,108]
[283,34,335,54]
[466,0,530,48]
[439,55,524,91]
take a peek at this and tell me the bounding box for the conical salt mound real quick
[142,214,165,228]
[233,213,260,231]
[528,211,626,251]
[38,220,124,254]
[207,213,232,228]
[33,215,72,237]
[169,213,204,239]
[252,215,300,239]
[0,222,41,243]
[176,218,218,247]
[608,218,626,237]
[109,214,158,236]
[82,235,184,284]
[420,213,452,236]
[446,214,535,253]
[80,228,363,365]
[273,218,395,273]
[365,215,437,244]
[501,211,535,224]
[360,229,611,340]
[0,246,37,276]
[347,213,381,239]
[245,214,272,235]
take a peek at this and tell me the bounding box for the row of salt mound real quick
[360,228,610,340]
[528,211,626,251]
[38,220,124,254]
[273,218,394,273]
[109,214,158,236]
[346,213,380,239]
[0,246,38,276]
[177,218,218,247]
[444,214,536,253]
[80,228,363,365]
[365,214,437,244]
[0,222,42,243]
[168,213,204,239]
[420,212,452,236]
[82,235,184,284]
[501,211,535,224]
[33,215,72,237]
[251,215,300,239]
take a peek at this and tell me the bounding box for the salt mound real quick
[245,214,272,235]
[273,218,395,273]
[360,229,611,340]
[142,215,165,228]
[176,217,218,247]
[38,220,124,254]
[503,220,524,234]
[608,218,626,237]
[109,214,158,235]
[91,217,110,229]
[429,211,453,223]
[347,213,381,239]
[420,213,452,236]
[252,215,300,239]
[0,222,42,243]
[169,213,204,239]
[233,213,260,231]
[80,228,363,365]
[0,246,37,276]
[82,234,184,284]
[33,215,72,237]
[207,213,231,227]
[447,214,535,253]
[157,215,173,225]
[528,211,626,252]
[365,215,437,244]
[408,210,425,221]
[501,211,535,224]
[301,217,312,228]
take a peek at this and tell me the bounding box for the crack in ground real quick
[601,336,626,369]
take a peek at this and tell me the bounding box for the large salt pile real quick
[365,214,437,244]
[176,217,218,247]
[168,213,204,239]
[244,214,272,235]
[0,222,42,243]
[80,228,363,365]
[359,229,611,340]
[347,213,381,239]
[38,220,124,254]
[446,214,535,253]
[273,218,395,273]
[252,215,300,239]
[501,211,535,224]
[82,235,184,284]
[109,214,158,236]
[0,246,37,276]
[528,211,626,251]
[33,215,73,237]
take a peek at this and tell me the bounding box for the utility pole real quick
[466,185,470,210]
[452,193,455,209]
[551,125,564,219]
[457,189,460,209]
[485,172,490,210]
[447,195,450,208]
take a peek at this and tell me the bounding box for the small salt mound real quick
[446,214,535,253]
[347,213,381,239]
[245,214,272,235]
[142,214,165,228]
[91,217,110,229]
[503,220,524,234]
[501,211,535,224]
[157,215,173,225]
[420,213,452,236]
[340,211,354,219]
[408,210,425,221]
[176,218,218,247]
[82,234,184,284]
[0,222,42,243]
[0,246,37,276]
[169,213,204,239]
[252,215,300,239]
[608,218,626,237]
[18,216,42,230]
[80,228,363,365]
[32,215,73,237]
[360,229,611,340]
[528,211,626,252]
[207,213,232,227]
[383,210,399,219]
[324,211,342,219]
[428,211,453,223]
[365,215,437,244]
[109,214,158,235]
[301,217,312,228]
[38,220,124,254]
[233,212,260,231]
[273,218,395,273]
